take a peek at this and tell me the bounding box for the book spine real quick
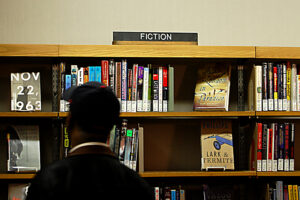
[287,62,292,111]
[127,68,133,112]
[138,125,144,172]
[121,60,127,112]
[60,63,65,112]
[273,123,278,172]
[238,65,244,111]
[159,66,163,112]
[171,189,176,200]
[262,124,268,171]
[267,128,273,171]
[137,66,144,112]
[83,67,89,83]
[289,123,295,171]
[278,124,284,171]
[124,129,132,168]
[297,75,300,111]
[294,185,299,200]
[63,124,70,157]
[262,63,268,111]
[288,185,293,200]
[129,128,135,169]
[101,60,109,86]
[162,67,168,112]
[291,64,297,111]
[95,66,101,83]
[113,128,121,157]
[148,64,152,112]
[154,187,160,200]
[143,66,149,112]
[276,181,283,200]
[278,64,283,111]
[180,189,185,200]
[283,64,287,111]
[255,65,262,111]
[109,60,115,91]
[115,62,122,103]
[284,185,288,200]
[88,66,95,82]
[77,67,84,86]
[119,119,128,163]
[152,67,159,112]
[52,64,59,112]
[132,128,139,171]
[168,66,174,112]
[65,75,71,90]
[131,64,138,112]
[108,126,116,152]
[71,65,78,87]
[273,65,278,111]
[284,123,289,171]
[268,63,274,111]
[257,123,263,171]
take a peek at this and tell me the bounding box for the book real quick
[278,124,284,171]
[63,123,71,157]
[276,181,283,200]
[268,63,274,111]
[131,64,138,112]
[127,68,133,112]
[88,66,95,82]
[148,64,152,112]
[115,62,122,103]
[71,65,78,86]
[257,123,263,172]
[121,60,127,112]
[59,62,66,112]
[77,67,84,86]
[138,125,144,172]
[95,66,101,83]
[278,64,283,111]
[52,64,59,112]
[262,124,268,172]
[119,119,128,163]
[297,75,300,111]
[294,185,299,200]
[154,187,160,200]
[201,120,234,170]
[158,66,163,112]
[254,65,262,111]
[287,62,292,111]
[168,65,174,112]
[83,67,89,83]
[143,66,149,111]
[272,123,278,172]
[273,65,278,111]
[262,63,268,111]
[101,60,109,86]
[283,64,287,111]
[284,123,289,171]
[288,185,293,200]
[137,66,144,112]
[6,125,40,172]
[162,66,168,112]
[267,128,273,172]
[291,64,297,111]
[109,60,115,91]
[152,67,159,112]
[290,123,295,171]
[8,183,29,200]
[194,64,231,111]
[237,65,244,111]
[124,129,133,168]
[11,72,41,111]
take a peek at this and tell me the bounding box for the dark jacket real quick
[26,144,153,200]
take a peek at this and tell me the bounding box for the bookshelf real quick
[1,44,300,199]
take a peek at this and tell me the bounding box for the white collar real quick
[68,142,109,154]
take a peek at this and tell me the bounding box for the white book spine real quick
[291,64,297,111]
[297,75,300,111]
[284,159,289,171]
[262,160,267,172]
[143,68,149,112]
[272,160,277,172]
[77,68,84,86]
[278,159,284,171]
[290,159,294,171]
[127,101,132,112]
[158,67,163,112]
[257,160,262,172]
[283,64,287,111]
[263,100,268,111]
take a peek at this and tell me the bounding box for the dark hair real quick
[67,84,120,141]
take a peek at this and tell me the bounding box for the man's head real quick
[64,82,120,144]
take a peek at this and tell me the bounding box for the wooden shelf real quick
[0,44,59,57]
[0,112,58,117]
[256,111,300,117]
[256,47,300,59]
[59,45,255,58]
[59,111,255,118]
[257,171,300,177]
[140,171,256,177]
[0,174,35,179]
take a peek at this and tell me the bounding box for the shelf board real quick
[256,47,300,59]
[0,112,58,117]
[0,174,35,179]
[59,45,255,58]
[256,111,300,117]
[140,171,256,177]
[59,111,255,118]
[0,44,59,57]
[257,171,300,177]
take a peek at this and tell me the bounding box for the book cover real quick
[289,123,295,171]
[287,62,292,111]
[131,128,139,171]
[121,60,127,112]
[152,67,159,112]
[137,66,144,112]
[6,125,40,172]
[154,187,160,200]
[262,63,268,111]
[255,65,262,111]
[171,189,176,200]
[163,66,168,112]
[11,72,41,111]
[273,65,278,111]
[284,123,289,171]
[109,60,115,91]
[95,66,101,83]
[201,120,234,170]
[71,65,78,86]
[131,64,138,112]
[8,183,29,200]
[113,127,121,157]
[257,123,262,172]
[268,63,274,111]
[101,60,109,86]
[194,64,231,111]
[127,68,133,112]
[284,185,289,200]
[237,65,244,111]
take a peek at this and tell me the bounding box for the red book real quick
[101,60,109,86]
[267,128,273,171]
[257,123,262,171]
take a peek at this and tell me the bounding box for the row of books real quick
[268,181,300,200]
[154,186,185,200]
[256,123,295,172]
[59,60,174,112]
[253,62,299,111]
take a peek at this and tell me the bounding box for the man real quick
[26,82,153,200]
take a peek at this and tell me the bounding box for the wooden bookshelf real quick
[257,171,300,177]
[140,171,256,178]
[0,44,59,57]
[59,111,255,118]
[256,111,300,117]
[0,112,58,117]
[0,174,35,179]
[256,47,300,59]
[59,45,255,58]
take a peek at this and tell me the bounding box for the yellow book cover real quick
[293,185,298,200]
[194,64,231,111]
[201,120,234,170]
[289,185,294,200]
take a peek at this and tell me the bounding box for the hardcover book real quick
[6,125,40,172]
[194,64,231,111]
[201,120,234,170]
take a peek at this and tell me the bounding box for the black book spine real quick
[109,60,115,92]
[52,64,59,112]
[289,123,295,171]
[268,63,274,111]
[262,62,268,111]
[237,65,244,111]
[114,127,121,157]
[278,124,285,171]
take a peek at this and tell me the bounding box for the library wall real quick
[1,0,300,46]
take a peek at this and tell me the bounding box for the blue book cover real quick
[95,66,101,82]
[171,190,176,200]
[89,66,95,82]
[65,75,71,90]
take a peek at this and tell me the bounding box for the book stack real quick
[268,181,300,200]
[253,62,299,111]
[256,123,295,172]
[59,60,174,112]
[154,186,185,200]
